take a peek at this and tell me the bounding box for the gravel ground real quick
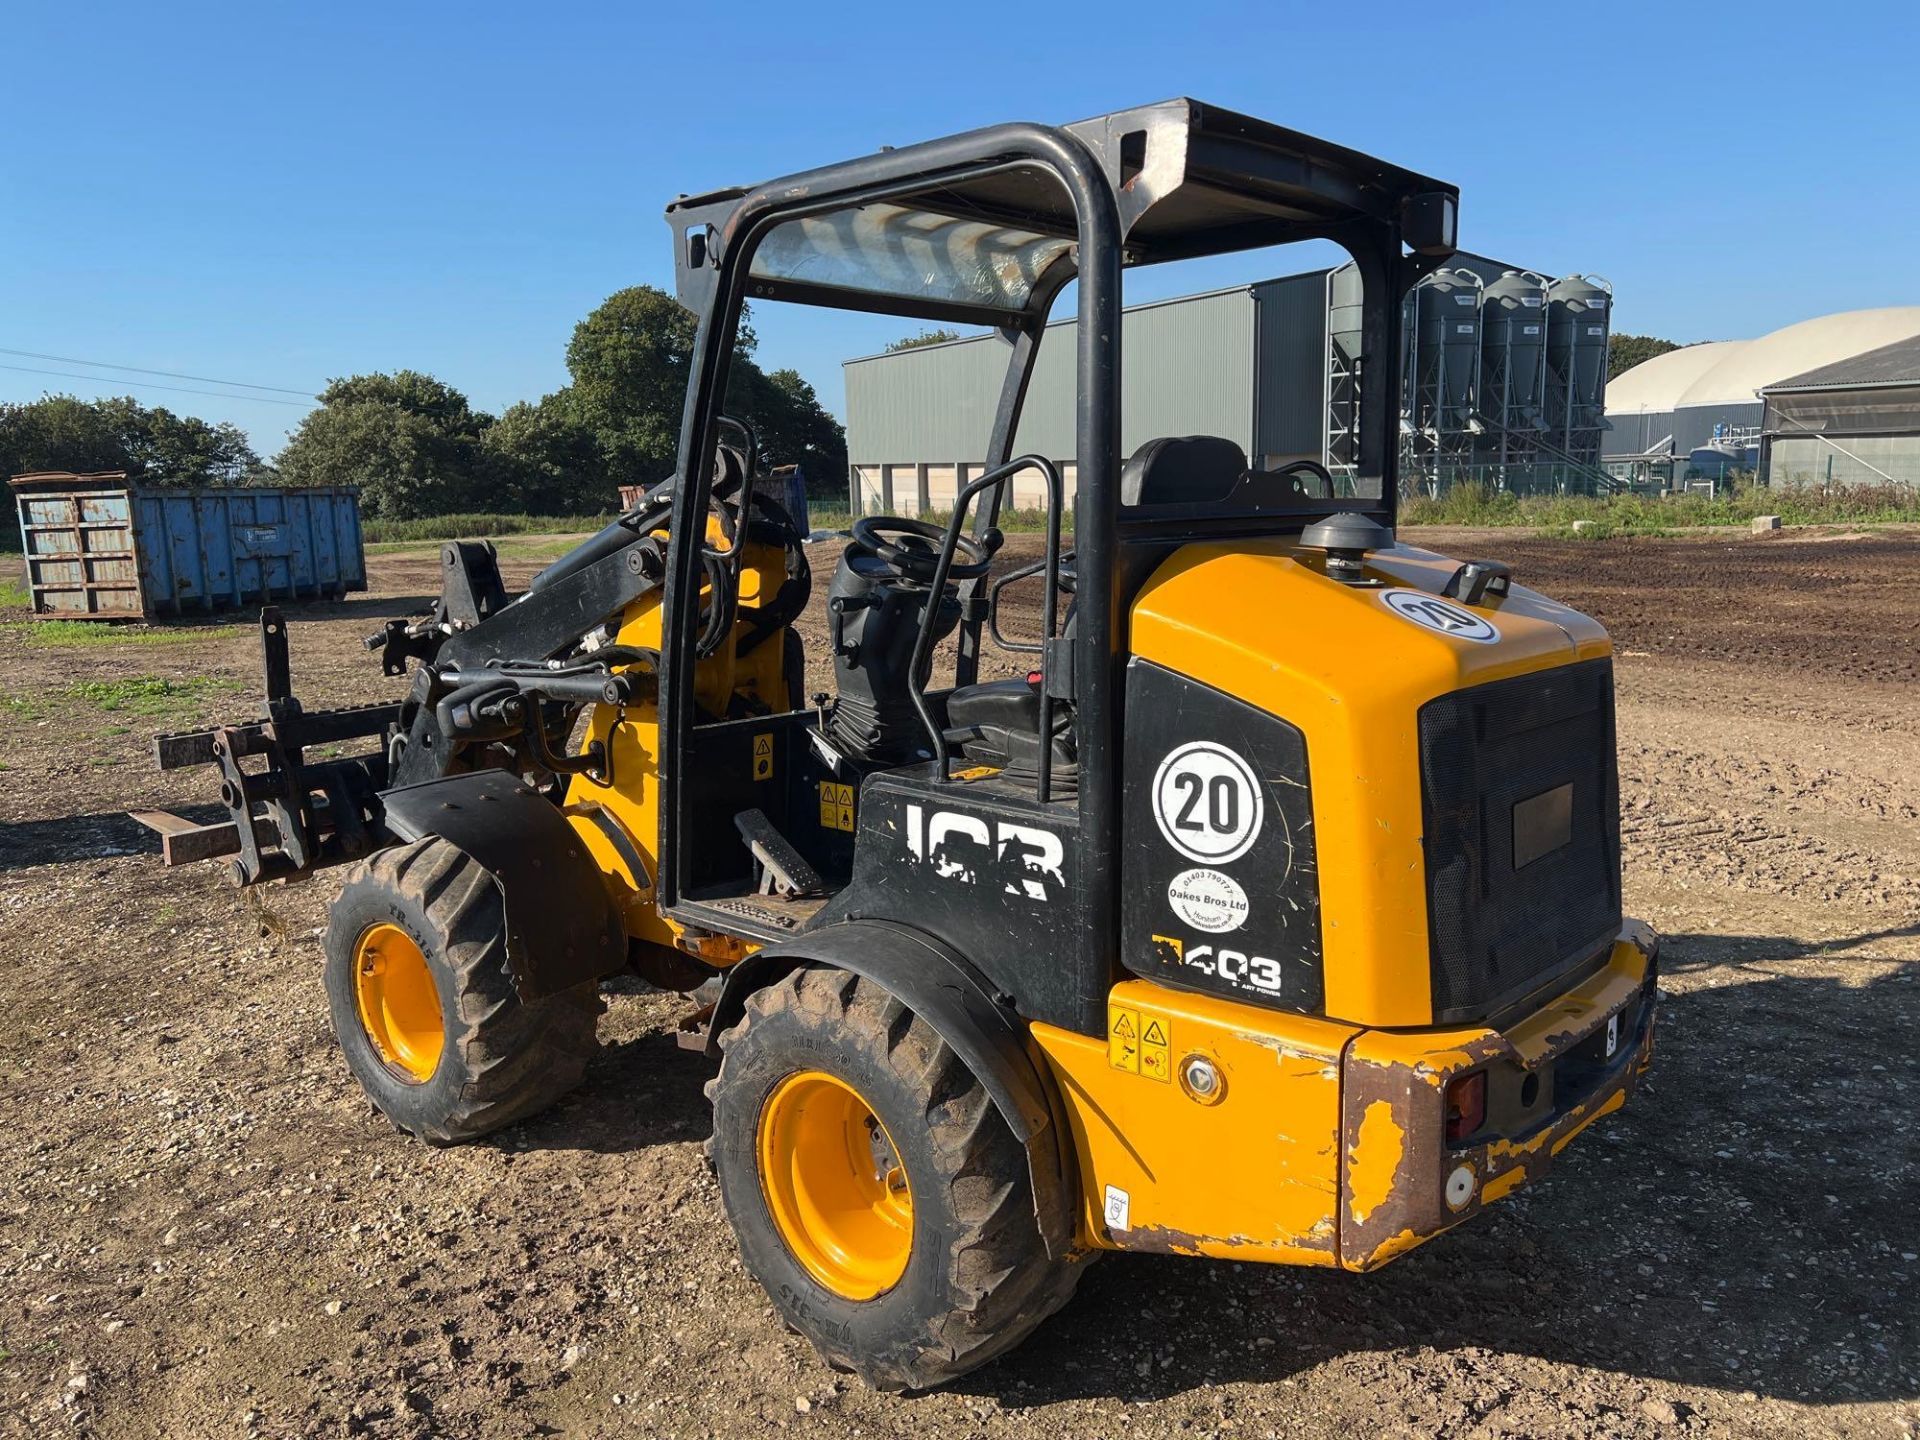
[0,526,1915,1439]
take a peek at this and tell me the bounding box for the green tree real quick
[739,367,847,493]
[317,371,488,435]
[481,394,606,514]
[276,372,488,517]
[0,394,260,484]
[1608,333,1685,383]
[98,398,258,484]
[564,286,714,487]
[0,395,130,478]
[885,328,963,352]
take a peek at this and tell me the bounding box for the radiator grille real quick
[1419,658,1622,1023]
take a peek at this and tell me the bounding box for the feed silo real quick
[1547,275,1612,460]
[1478,270,1550,465]
[1400,269,1483,488]
[1405,269,1483,435]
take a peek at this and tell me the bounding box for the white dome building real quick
[1604,307,1920,459]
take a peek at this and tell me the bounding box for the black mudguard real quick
[707,919,1079,1260]
[379,768,626,1002]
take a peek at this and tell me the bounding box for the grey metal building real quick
[844,251,1610,515]
[1759,333,1920,488]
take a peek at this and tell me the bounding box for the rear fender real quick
[708,919,1079,1260]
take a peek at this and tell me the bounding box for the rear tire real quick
[324,836,602,1145]
[707,967,1085,1390]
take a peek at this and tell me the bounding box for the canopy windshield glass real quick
[751,203,1073,314]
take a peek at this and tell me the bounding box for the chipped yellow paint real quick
[1357,1226,1428,1269]
[1503,938,1651,1066]
[1131,538,1607,1027]
[1478,1166,1527,1205]
[1035,979,1357,1265]
[1346,1100,1405,1225]
[1550,1089,1626,1155]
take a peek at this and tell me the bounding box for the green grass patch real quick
[65,675,244,718]
[0,618,237,648]
[0,575,28,609]
[361,512,614,545]
[1403,479,1920,533]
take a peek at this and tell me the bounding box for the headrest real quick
[1120,435,1248,507]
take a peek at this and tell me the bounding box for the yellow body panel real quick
[1128,539,1610,1028]
[1037,926,1654,1268]
[1033,979,1358,1264]
[560,529,797,961]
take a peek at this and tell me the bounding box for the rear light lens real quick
[1444,1071,1487,1144]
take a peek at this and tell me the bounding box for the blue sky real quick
[3,1,1915,456]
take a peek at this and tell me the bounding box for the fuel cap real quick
[1300,513,1394,583]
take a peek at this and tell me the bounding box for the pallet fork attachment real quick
[137,607,399,885]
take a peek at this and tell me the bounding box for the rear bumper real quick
[1338,919,1658,1271]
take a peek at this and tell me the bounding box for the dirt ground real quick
[1,526,1916,1439]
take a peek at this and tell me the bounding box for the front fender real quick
[709,919,1079,1260]
[379,768,625,1001]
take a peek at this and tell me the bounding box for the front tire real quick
[707,967,1084,1390]
[323,837,601,1145]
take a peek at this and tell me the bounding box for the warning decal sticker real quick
[1108,1004,1139,1074]
[817,780,855,832]
[1109,1002,1170,1083]
[1140,1017,1170,1083]
[751,732,774,780]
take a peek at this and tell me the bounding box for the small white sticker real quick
[1167,867,1249,933]
[1103,1185,1131,1231]
[1606,1014,1620,1057]
[1381,588,1500,645]
[1151,742,1264,865]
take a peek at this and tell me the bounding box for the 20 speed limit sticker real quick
[1380,588,1499,644]
[1151,741,1263,864]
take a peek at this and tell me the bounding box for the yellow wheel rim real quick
[757,1070,914,1300]
[352,923,445,1083]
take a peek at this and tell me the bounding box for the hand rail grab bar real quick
[905,453,1064,801]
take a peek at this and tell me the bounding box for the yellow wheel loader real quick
[143,99,1657,1391]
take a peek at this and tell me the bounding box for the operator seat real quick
[944,436,1249,787]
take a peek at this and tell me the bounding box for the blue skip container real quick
[10,471,367,619]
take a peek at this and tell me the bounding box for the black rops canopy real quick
[667,98,1459,327]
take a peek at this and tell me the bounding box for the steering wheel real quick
[850,515,997,583]
[1270,459,1337,501]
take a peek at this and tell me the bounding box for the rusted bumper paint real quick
[1338,921,1658,1271]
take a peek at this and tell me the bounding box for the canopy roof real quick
[669,99,1459,325]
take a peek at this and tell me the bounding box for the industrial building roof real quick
[1762,332,1920,394]
[1606,307,1920,414]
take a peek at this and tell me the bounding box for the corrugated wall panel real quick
[844,289,1257,471]
[1603,403,1767,459]
[845,336,1016,467]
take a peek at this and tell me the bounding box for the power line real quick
[0,363,315,408]
[0,346,316,397]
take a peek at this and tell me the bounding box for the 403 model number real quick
[1177,942,1285,996]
